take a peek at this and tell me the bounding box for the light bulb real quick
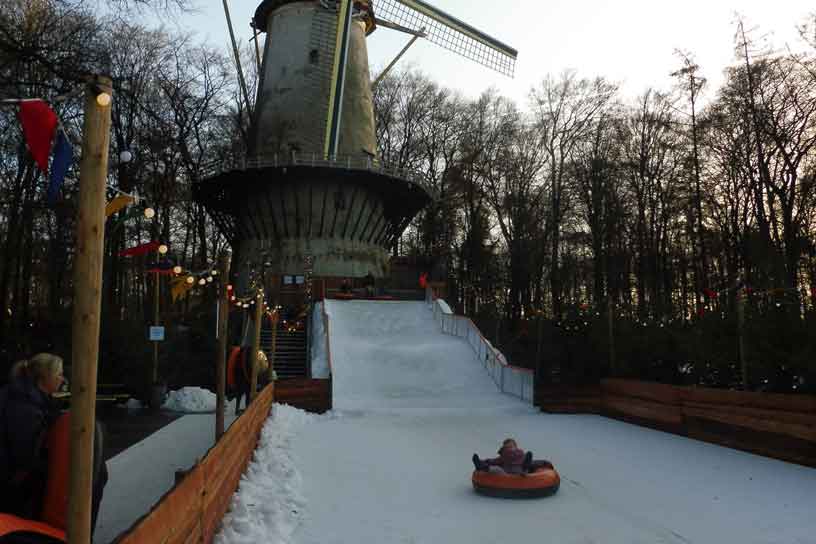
[173,265,182,274]
[198,278,206,285]
[158,244,168,254]
[143,207,155,219]
[207,276,213,283]
[186,276,194,284]
[119,150,133,163]
[211,270,218,276]
[96,92,112,107]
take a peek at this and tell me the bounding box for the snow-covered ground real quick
[95,410,238,543]
[219,300,816,544]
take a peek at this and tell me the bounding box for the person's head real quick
[12,353,64,395]
[499,438,518,453]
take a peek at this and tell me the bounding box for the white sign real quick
[149,326,165,341]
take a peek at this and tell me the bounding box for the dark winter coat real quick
[0,377,60,506]
[485,445,526,474]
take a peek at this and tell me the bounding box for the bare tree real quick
[530,71,617,317]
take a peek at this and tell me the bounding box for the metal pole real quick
[68,75,112,544]
[215,251,231,439]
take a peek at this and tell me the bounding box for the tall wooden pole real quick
[152,265,160,383]
[215,250,231,440]
[68,75,112,544]
[249,291,263,401]
[737,290,748,390]
[267,309,278,382]
[607,295,616,374]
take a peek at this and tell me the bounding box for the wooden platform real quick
[275,378,332,414]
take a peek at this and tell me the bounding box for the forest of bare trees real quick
[1,1,814,393]
[374,17,816,393]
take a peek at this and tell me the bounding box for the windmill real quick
[250,0,517,160]
[194,0,516,291]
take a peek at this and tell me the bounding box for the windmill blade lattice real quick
[375,0,517,77]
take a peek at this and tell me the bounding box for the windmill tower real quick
[194,0,516,296]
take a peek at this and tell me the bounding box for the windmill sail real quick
[374,0,517,77]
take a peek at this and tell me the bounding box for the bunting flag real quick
[47,129,72,205]
[105,194,136,217]
[118,241,160,257]
[146,259,175,274]
[18,100,58,173]
[171,277,193,302]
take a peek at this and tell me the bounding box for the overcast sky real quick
[163,1,813,108]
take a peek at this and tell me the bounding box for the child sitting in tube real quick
[472,438,553,475]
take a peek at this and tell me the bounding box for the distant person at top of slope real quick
[472,438,553,475]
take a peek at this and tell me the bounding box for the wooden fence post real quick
[737,290,748,390]
[68,75,112,544]
[267,310,278,382]
[249,290,263,401]
[215,250,231,440]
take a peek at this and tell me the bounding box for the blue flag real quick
[48,130,72,205]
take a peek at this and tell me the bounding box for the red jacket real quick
[485,445,526,474]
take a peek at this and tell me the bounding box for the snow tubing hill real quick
[0,413,72,543]
[472,466,561,499]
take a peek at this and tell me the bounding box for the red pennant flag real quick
[18,100,58,173]
[118,241,161,257]
[146,268,176,275]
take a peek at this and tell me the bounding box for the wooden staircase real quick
[262,321,309,379]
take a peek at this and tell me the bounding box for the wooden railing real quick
[113,383,276,543]
[536,379,816,467]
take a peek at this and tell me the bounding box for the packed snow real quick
[101,300,816,544]
[214,404,338,544]
[217,300,816,544]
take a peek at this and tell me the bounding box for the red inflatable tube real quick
[472,466,561,499]
[0,413,71,543]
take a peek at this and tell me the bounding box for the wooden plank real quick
[682,406,816,442]
[683,400,816,427]
[115,464,204,544]
[604,395,684,426]
[602,379,682,405]
[682,386,816,413]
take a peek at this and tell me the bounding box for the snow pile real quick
[125,398,143,410]
[215,404,325,544]
[163,386,217,413]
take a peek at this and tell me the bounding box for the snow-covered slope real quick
[221,300,816,544]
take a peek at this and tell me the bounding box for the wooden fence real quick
[113,382,276,543]
[536,379,816,467]
[276,378,332,413]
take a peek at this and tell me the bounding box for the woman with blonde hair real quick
[0,353,64,519]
